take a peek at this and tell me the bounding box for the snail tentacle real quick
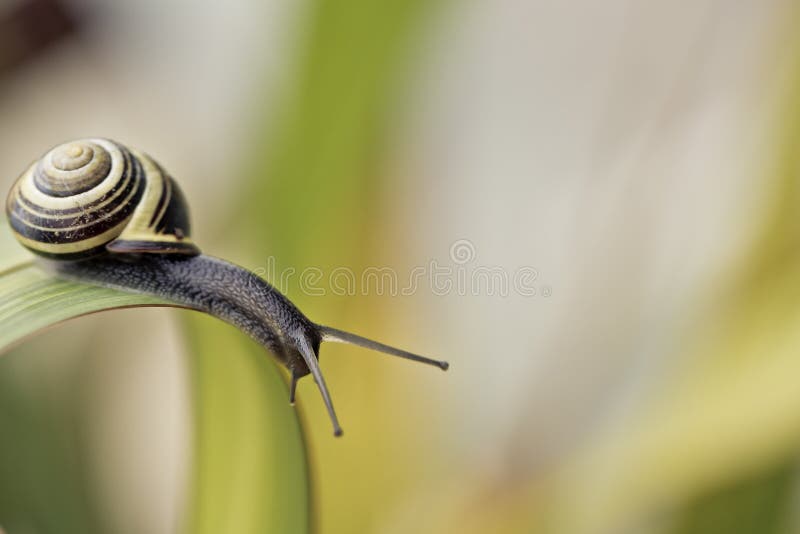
[296,335,342,436]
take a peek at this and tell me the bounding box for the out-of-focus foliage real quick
[242,0,444,269]
[662,11,800,534]
[0,347,104,533]
[361,6,800,534]
[537,9,800,534]
[231,0,447,532]
[670,463,796,534]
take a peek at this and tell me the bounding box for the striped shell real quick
[6,138,200,260]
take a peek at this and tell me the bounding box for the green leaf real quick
[0,225,167,354]
[0,265,169,353]
[0,222,310,533]
[183,315,310,534]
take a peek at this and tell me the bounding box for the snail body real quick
[5,138,448,436]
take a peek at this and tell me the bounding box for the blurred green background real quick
[2,0,800,533]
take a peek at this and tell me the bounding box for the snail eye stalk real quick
[296,336,343,437]
[319,326,449,371]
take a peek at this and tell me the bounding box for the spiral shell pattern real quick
[6,138,198,259]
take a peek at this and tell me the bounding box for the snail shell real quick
[5,138,199,260]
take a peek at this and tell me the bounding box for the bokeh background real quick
[1,0,800,533]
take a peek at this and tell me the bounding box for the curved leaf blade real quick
[0,222,311,533]
[0,225,168,354]
[0,263,168,353]
[183,315,311,534]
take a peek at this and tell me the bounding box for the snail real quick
[5,138,448,436]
